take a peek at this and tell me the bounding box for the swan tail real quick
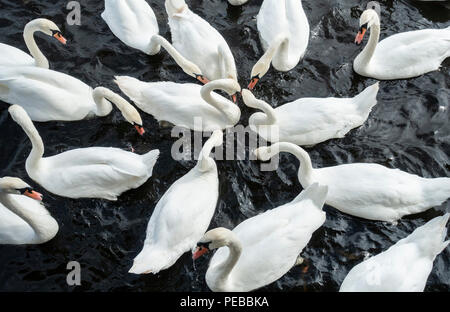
[143,149,160,176]
[403,213,450,259]
[353,82,379,114]
[129,245,175,275]
[291,183,328,210]
[114,76,144,103]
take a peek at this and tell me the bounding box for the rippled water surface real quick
[0,0,449,292]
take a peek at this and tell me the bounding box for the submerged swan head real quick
[356,2,381,44]
[26,18,67,45]
[0,177,43,201]
[192,227,240,260]
[165,0,188,16]
[92,87,145,135]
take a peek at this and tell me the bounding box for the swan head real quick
[8,104,35,132]
[92,87,145,135]
[192,227,238,260]
[248,61,268,91]
[241,89,259,109]
[253,146,275,162]
[165,0,188,16]
[27,18,67,45]
[0,177,43,201]
[356,3,381,45]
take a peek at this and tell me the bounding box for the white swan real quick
[228,0,250,5]
[0,18,66,69]
[249,0,309,89]
[165,0,238,83]
[0,66,144,132]
[340,213,450,292]
[129,130,223,274]
[0,177,58,245]
[354,2,450,80]
[115,77,241,131]
[242,82,379,146]
[192,183,328,292]
[255,142,450,223]
[8,105,159,200]
[101,0,207,83]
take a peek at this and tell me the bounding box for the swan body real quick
[242,82,379,146]
[249,0,309,89]
[0,177,58,245]
[193,183,328,292]
[115,76,241,131]
[102,0,204,81]
[0,18,66,69]
[255,143,450,222]
[8,105,159,200]
[0,66,145,130]
[129,130,223,274]
[354,8,450,80]
[340,214,450,292]
[165,0,238,82]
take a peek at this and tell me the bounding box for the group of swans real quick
[0,0,449,293]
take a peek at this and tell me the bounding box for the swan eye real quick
[16,187,32,194]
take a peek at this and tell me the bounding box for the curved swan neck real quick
[92,87,114,116]
[257,35,289,77]
[198,131,223,172]
[200,81,239,125]
[0,193,50,243]
[248,98,277,126]
[23,21,49,69]
[213,236,243,289]
[271,143,314,186]
[22,118,45,170]
[358,20,380,66]
[148,35,199,77]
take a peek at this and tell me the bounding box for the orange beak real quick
[53,32,67,45]
[192,246,209,260]
[135,125,145,136]
[24,190,43,201]
[248,76,259,90]
[196,75,210,85]
[232,93,238,104]
[355,27,367,45]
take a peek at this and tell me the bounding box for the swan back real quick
[102,0,159,53]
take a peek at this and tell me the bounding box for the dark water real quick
[0,0,449,292]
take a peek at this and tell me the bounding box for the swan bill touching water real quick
[101,0,208,84]
[129,130,223,274]
[340,214,450,292]
[8,105,159,200]
[248,0,309,90]
[0,18,67,69]
[192,183,328,292]
[242,82,379,146]
[0,177,58,245]
[115,77,241,131]
[354,2,450,80]
[254,142,450,223]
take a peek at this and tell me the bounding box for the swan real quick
[165,0,238,84]
[354,2,450,80]
[254,142,450,223]
[228,0,250,5]
[0,177,58,245]
[340,213,450,292]
[129,130,223,274]
[8,105,159,200]
[248,0,309,90]
[0,66,144,131]
[192,183,328,292]
[115,77,241,131]
[0,18,66,69]
[242,82,379,146]
[101,0,207,84]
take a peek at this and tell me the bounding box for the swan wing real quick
[102,0,159,53]
[0,66,94,121]
[0,44,35,67]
